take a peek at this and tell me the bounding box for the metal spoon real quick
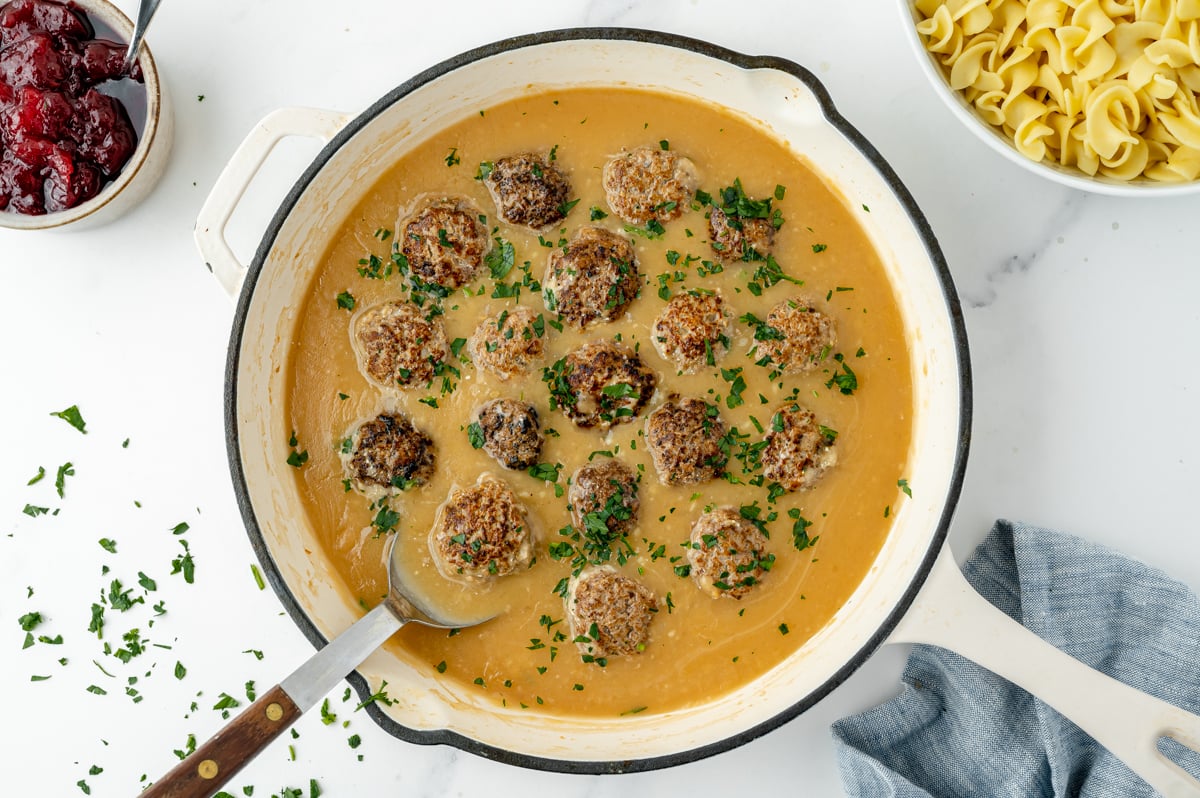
[122,0,163,75]
[142,538,493,798]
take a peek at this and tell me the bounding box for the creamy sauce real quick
[286,87,913,717]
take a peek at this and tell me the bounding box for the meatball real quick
[651,291,732,373]
[549,341,657,429]
[467,306,545,380]
[762,403,838,492]
[644,395,727,485]
[687,507,774,600]
[430,476,533,581]
[601,145,698,225]
[566,566,658,658]
[542,226,640,329]
[397,195,490,289]
[568,459,640,538]
[483,152,571,230]
[758,298,837,374]
[708,205,776,262]
[473,398,543,471]
[353,300,449,389]
[342,412,435,497]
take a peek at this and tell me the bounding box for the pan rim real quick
[223,25,973,775]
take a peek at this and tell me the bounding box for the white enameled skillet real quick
[195,29,1200,794]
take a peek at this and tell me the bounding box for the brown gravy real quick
[286,87,913,717]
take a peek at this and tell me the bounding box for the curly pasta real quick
[914,0,1200,181]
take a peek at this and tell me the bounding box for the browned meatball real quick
[644,395,727,485]
[483,152,571,230]
[758,298,837,374]
[687,507,774,599]
[467,306,546,380]
[568,459,640,538]
[430,476,533,581]
[543,226,640,328]
[602,146,697,225]
[708,205,775,262]
[547,341,656,429]
[397,196,490,289]
[762,403,838,492]
[567,566,658,659]
[473,398,543,471]
[651,291,732,373]
[353,300,449,389]
[342,412,435,497]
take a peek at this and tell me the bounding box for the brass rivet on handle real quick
[197,759,219,780]
[266,702,284,722]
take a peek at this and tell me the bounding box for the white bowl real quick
[0,0,173,230]
[896,0,1200,197]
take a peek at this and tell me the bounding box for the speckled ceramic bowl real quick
[0,0,173,231]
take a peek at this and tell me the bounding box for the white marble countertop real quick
[4,1,1199,796]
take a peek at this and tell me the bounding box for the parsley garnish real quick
[824,353,858,395]
[466,422,485,450]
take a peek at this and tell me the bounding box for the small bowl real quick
[896,0,1200,197]
[0,0,173,231]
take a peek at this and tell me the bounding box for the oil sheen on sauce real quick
[286,87,914,717]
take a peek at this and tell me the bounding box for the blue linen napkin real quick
[832,519,1200,797]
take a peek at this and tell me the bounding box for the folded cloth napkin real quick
[832,519,1200,797]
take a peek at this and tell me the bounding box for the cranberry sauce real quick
[0,0,144,215]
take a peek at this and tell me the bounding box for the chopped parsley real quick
[50,405,87,434]
[466,422,485,449]
[824,353,859,395]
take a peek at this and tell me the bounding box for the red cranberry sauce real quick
[0,0,143,215]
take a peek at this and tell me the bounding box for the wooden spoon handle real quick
[141,684,300,798]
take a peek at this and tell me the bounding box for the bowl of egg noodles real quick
[900,0,1200,195]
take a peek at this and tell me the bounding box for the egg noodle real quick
[915,0,1200,181]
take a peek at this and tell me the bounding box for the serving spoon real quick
[142,538,494,798]
[121,0,163,75]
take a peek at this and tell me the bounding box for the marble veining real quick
[2,2,1199,797]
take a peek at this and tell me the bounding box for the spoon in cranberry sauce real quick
[121,0,160,75]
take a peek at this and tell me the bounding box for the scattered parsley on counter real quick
[50,405,87,433]
[54,462,74,498]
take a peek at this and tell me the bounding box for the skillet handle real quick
[194,107,350,300]
[889,545,1200,798]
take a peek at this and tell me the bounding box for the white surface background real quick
[2,1,1199,796]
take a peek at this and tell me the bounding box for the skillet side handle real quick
[194,107,350,300]
[140,683,300,798]
[889,546,1200,798]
